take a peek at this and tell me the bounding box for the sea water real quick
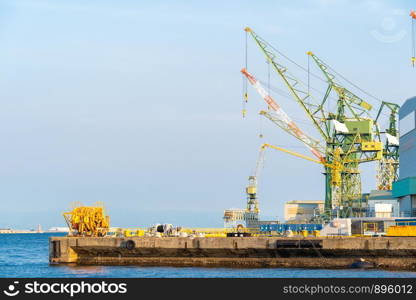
[0,233,415,278]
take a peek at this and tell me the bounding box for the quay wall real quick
[49,236,416,270]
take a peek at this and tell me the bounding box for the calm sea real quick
[0,233,415,278]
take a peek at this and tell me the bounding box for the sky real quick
[0,0,414,229]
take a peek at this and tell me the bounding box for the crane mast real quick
[306,51,382,216]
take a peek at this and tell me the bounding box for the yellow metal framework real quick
[63,203,110,237]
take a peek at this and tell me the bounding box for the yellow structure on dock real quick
[387,226,416,237]
[63,203,110,237]
[386,220,416,237]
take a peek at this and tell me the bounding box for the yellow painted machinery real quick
[63,203,110,237]
[386,226,416,237]
[123,229,145,237]
[386,220,416,237]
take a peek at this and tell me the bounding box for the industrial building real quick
[284,200,324,223]
[365,190,399,218]
[393,96,416,217]
[223,209,246,228]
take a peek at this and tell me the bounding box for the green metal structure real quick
[244,27,383,219]
[375,101,400,190]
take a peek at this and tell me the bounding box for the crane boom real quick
[241,68,325,162]
[244,27,329,140]
[260,110,326,157]
[262,143,327,167]
[307,51,372,119]
[261,143,344,191]
[254,145,266,178]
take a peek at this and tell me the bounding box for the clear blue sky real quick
[0,0,414,229]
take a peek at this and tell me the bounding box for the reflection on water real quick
[1,234,416,278]
[53,265,109,276]
[49,265,416,278]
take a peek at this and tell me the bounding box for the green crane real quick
[244,27,382,219]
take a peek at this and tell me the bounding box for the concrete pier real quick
[49,236,416,270]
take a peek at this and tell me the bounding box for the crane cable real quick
[412,9,416,67]
[242,30,248,118]
[307,53,310,96]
